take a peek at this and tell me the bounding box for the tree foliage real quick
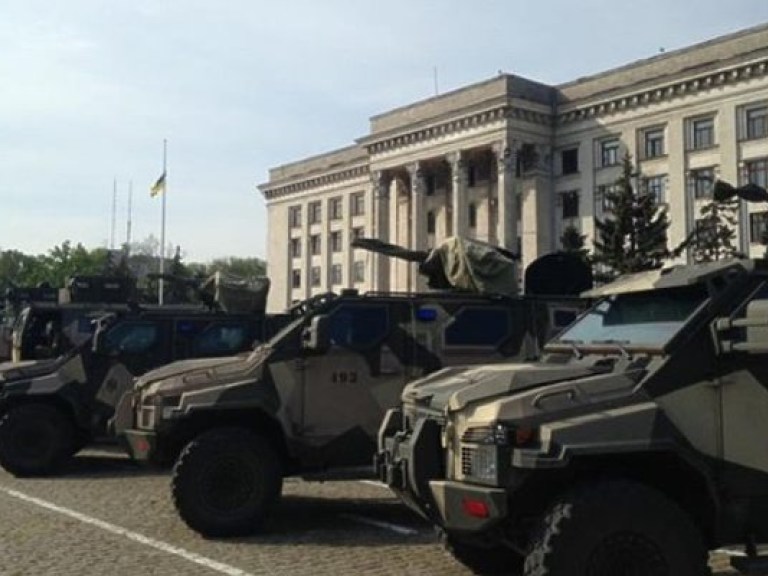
[0,238,267,306]
[560,225,590,263]
[677,195,741,262]
[592,154,671,282]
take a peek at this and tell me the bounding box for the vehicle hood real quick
[402,359,626,413]
[134,356,244,391]
[135,345,273,397]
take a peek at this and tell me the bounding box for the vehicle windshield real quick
[554,283,709,348]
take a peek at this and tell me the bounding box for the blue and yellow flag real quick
[150,172,166,197]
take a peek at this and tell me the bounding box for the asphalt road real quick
[0,447,742,576]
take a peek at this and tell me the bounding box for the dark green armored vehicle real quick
[118,237,589,537]
[377,257,768,576]
[0,275,279,478]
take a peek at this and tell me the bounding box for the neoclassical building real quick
[259,23,768,312]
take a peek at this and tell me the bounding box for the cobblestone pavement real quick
[0,448,746,575]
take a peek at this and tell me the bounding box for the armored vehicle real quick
[0,275,279,478]
[118,237,590,537]
[377,257,768,576]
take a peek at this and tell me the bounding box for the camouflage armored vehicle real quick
[117,237,590,537]
[0,275,280,478]
[377,257,768,576]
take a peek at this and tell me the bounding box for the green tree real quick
[679,195,741,262]
[560,225,590,263]
[593,154,671,282]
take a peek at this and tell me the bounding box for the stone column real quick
[448,151,468,239]
[407,162,426,291]
[370,170,390,291]
[493,141,518,253]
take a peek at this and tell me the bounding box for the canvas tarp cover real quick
[200,272,270,314]
[424,237,517,297]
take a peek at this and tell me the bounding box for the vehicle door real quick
[90,319,172,420]
[300,301,406,465]
[714,281,768,506]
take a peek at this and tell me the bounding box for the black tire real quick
[524,479,711,576]
[440,529,524,575]
[172,427,283,537]
[0,404,75,477]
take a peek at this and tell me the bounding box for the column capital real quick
[406,162,425,195]
[446,150,465,168]
[492,141,517,174]
[370,170,391,199]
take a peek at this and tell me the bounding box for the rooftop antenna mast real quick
[110,178,117,249]
[126,180,133,252]
[433,66,439,96]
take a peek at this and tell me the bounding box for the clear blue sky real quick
[2,0,767,263]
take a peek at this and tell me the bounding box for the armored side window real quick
[327,304,388,351]
[193,323,250,355]
[444,307,511,347]
[104,322,159,354]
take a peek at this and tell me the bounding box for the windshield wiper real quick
[591,339,632,359]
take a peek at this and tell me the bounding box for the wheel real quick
[524,479,711,576]
[0,404,75,477]
[171,427,283,537]
[440,529,524,575]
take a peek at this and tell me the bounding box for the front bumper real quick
[376,407,509,533]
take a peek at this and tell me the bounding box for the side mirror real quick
[302,314,330,352]
[91,313,116,354]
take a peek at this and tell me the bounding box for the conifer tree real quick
[592,153,671,282]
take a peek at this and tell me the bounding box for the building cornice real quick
[558,57,768,125]
[260,164,370,201]
[360,104,553,154]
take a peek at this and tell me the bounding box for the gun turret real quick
[352,236,519,296]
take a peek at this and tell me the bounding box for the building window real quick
[695,218,716,243]
[330,230,343,253]
[351,192,365,217]
[352,261,365,283]
[426,210,436,234]
[468,203,477,228]
[351,226,365,241]
[290,237,302,258]
[745,158,768,189]
[642,128,665,159]
[688,168,716,199]
[310,266,321,287]
[745,105,768,140]
[689,116,715,150]
[561,148,579,175]
[596,184,619,212]
[291,269,302,289]
[308,201,322,225]
[643,175,666,204]
[310,234,321,256]
[599,138,620,167]
[331,264,343,285]
[329,197,343,220]
[560,191,579,220]
[750,212,768,244]
[288,205,302,228]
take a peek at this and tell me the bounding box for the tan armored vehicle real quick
[377,257,768,576]
[117,237,590,537]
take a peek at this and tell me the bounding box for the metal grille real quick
[461,446,474,476]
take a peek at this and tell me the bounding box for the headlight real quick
[461,444,499,483]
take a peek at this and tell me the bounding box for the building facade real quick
[259,24,768,312]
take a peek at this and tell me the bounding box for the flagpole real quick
[126,180,133,253]
[110,178,117,250]
[159,139,167,305]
